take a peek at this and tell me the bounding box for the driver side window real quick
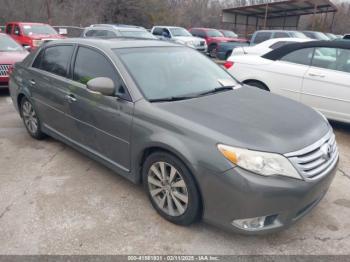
[73,46,129,99]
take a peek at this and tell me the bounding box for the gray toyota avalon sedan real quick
[9,39,339,234]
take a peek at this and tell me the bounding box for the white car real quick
[229,38,312,58]
[151,26,207,52]
[226,41,350,124]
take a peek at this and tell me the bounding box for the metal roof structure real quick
[222,0,338,34]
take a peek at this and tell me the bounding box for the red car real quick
[5,22,64,50]
[189,27,247,56]
[0,33,29,89]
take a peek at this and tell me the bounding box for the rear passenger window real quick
[36,45,74,77]
[253,32,271,44]
[280,48,314,66]
[32,50,44,68]
[73,47,118,85]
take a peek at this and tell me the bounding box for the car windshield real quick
[119,30,156,39]
[221,30,238,38]
[206,29,224,37]
[22,24,57,36]
[114,47,237,101]
[0,35,23,51]
[169,28,192,37]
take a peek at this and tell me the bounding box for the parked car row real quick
[216,29,343,60]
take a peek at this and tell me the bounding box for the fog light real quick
[232,215,277,231]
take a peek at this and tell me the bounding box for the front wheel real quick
[143,152,201,225]
[20,97,45,139]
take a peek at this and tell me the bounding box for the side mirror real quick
[87,77,115,96]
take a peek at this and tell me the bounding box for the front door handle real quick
[29,80,36,85]
[65,94,77,103]
[309,73,325,78]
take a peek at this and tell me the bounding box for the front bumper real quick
[199,158,338,234]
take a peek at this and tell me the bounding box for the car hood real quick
[173,36,204,43]
[155,86,330,154]
[0,51,29,64]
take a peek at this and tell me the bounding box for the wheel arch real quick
[137,143,204,218]
[242,79,270,91]
[17,93,27,117]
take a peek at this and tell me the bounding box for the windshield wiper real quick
[149,95,196,103]
[197,86,234,97]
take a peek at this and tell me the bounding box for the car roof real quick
[44,38,180,50]
[7,22,48,25]
[86,26,147,32]
[190,28,219,31]
[254,30,298,33]
[90,24,145,30]
[263,40,350,60]
[153,26,184,29]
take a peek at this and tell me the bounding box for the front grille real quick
[0,64,11,77]
[200,41,205,46]
[285,131,338,180]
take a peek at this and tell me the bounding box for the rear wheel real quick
[143,151,201,225]
[20,97,45,139]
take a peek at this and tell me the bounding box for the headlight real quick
[217,144,302,179]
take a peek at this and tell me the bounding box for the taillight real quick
[224,61,234,69]
[7,65,14,75]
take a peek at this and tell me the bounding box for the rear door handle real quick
[65,94,77,103]
[309,73,325,78]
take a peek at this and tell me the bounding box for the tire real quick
[208,44,217,58]
[20,97,45,140]
[142,151,201,226]
[244,80,269,91]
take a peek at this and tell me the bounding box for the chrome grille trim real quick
[0,64,11,77]
[285,130,339,180]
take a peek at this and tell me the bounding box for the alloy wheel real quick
[147,161,189,217]
[22,101,38,135]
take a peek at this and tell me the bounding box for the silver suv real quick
[82,24,157,40]
[151,26,207,53]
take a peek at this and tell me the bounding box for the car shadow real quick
[0,89,10,97]
[330,120,350,133]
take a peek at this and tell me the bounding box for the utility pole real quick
[46,0,52,24]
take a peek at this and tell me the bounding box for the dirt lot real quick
[0,90,349,255]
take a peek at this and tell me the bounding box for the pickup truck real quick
[5,22,64,50]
